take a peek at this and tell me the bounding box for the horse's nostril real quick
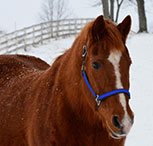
[112,116,122,129]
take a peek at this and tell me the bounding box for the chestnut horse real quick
[0,15,134,146]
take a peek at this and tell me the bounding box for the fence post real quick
[23,28,27,51]
[74,19,77,35]
[40,24,43,44]
[50,21,53,38]
[56,20,59,39]
[68,19,71,36]
[80,19,83,31]
[5,35,9,53]
[32,27,35,45]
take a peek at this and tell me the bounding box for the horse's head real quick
[80,15,134,139]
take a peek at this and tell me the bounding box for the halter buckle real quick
[95,95,101,107]
[81,45,87,71]
[82,45,87,58]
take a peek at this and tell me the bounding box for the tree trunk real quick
[115,0,124,23]
[101,0,110,19]
[136,0,147,32]
[110,0,114,21]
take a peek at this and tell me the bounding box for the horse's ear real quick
[117,15,131,42]
[92,15,105,41]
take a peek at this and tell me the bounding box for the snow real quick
[126,33,153,146]
[13,37,74,64]
[12,33,153,146]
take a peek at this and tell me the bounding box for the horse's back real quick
[0,54,49,74]
[0,55,50,145]
[0,54,49,84]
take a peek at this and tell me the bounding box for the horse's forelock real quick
[104,25,125,52]
[78,19,125,53]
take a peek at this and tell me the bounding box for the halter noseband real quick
[81,45,130,107]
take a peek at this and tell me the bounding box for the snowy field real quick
[126,33,153,146]
[11,33,153,146]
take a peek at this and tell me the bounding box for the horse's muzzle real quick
[110,115,134,139]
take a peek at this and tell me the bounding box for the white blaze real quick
[108,50,131,134]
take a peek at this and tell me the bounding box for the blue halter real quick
[81,45,130,107]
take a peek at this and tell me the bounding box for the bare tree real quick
[115,0,124,22]
[39,0,70,22]
[110,0,114,21]
[94,0,148,32]
[101,0,110,19]
[135,0,147,32]
[95,0,125,22]
[128,0,148,32]
[39,0,54,22]
[56,0,68,20]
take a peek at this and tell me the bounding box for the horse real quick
[0,15,134,146]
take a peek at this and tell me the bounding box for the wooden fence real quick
[0,18,93,54]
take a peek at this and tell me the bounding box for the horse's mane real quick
[70,18,125,56]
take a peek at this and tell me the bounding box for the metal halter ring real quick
[95,95,101,107]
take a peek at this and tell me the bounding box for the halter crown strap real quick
[82,71,97,97]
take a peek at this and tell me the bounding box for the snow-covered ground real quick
[12,33,153,146]
[126,33,153,146]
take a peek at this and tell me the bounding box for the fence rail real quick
[0,18,93,54]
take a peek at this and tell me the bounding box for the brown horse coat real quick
[0,15,133,146]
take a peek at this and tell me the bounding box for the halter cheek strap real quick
[81,45,130,107]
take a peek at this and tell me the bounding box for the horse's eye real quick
[92,62,102,70]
